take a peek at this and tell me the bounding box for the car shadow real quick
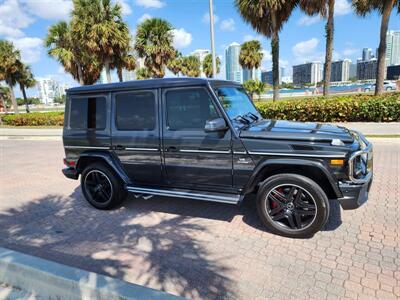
[0,188,236,299]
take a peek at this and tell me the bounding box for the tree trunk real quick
[7,81,18,114]
[75,61,84,85]
[20,84,30,113]
[104,60,112,83]
[323,0,335,96]
[271,13,280,101]
[375,0,394,95]
[117,68,123,82]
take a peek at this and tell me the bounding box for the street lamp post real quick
[209,0,217,78]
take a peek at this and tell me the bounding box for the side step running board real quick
[126,186,241,204]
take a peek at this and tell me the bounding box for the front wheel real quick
[256,174,330,238]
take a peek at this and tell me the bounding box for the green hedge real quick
[1,93,399,126]
[1,112,64,126]
[255,93,400,122]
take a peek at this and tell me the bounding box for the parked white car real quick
[364,81,397,92]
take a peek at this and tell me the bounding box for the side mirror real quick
[204,117,228,133]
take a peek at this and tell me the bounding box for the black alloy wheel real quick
[84,170,113,205]
[257,174,330,238]
[266,184,317,230]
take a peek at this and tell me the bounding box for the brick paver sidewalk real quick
[0,139,399,299]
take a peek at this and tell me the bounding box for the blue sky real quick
[0,0,399,97]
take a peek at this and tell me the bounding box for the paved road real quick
[0,140,399,299]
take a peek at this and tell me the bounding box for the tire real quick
[81,162,127,209]
[256,174,330,238]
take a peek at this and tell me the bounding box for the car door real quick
[161,86,233,192]
[111,89,162,186]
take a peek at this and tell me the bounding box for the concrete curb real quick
[0,247,183,300]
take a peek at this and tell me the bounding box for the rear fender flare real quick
[76,151,131,185]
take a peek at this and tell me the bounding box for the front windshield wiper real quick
[233,114,251,125]
[245,112,259,121]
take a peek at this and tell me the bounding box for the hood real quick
[239,119,354,144]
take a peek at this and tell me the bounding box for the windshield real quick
[215,87,260,121]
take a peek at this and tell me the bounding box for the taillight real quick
[63,158,76,167]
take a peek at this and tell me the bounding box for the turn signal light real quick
[63,158,76,167]
[330,159,344,166]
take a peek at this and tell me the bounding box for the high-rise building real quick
[356,59,386,80]
[243,68,261,81]
[36,78,67,104]
[362,48,373,62]
[292,62,322,86]
[331,59,352,82]
[386,30,400,66]
[225,42,242,83]
[192,49,211,77]
[349,63,357,79]
[387,65,400,80]
[261,69,282,85]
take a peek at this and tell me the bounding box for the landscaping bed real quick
[1,93,399,126]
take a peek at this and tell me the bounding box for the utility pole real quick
[209,0,217,78]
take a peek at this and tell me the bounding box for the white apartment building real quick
[36,78,67,104]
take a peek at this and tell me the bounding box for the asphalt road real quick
[0,139,399,299]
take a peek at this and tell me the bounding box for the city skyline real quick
[0,0,399,97]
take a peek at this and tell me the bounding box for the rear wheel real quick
[256,174,330,238]
[81,163,127,209]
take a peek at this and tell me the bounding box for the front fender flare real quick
[243,158,342,198]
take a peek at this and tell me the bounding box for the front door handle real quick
[115,145,125,150]
[166,146,178,152]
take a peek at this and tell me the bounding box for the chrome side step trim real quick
[126,186,240,204]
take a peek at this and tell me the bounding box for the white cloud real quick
[25,0,73,20]
[9,37,43,64]
[0,0,35,38]
[220,18,235,31]
[297,15,321,26]
[172,28,192,49]
[262,50,272,62]
[135,0,165,9]
[292,38,319,57]
[342,47,358,57]
[137,13,152,23]
[116,0,132,15]
[202,12,219,24]
[335,0,352,16]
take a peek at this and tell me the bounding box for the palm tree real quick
[167,51,183,76]
[45,21,102,85]
[353,0,400,95]
[0,86,10,113]
[0,40,20,114]
[180,55,201,77]
[299,0,334,96]
[71,0,131,83]
[239,40,263,80]
[113,53,136,82]
[235,0,298,101]
[136,67,151,80]
[135,18,176,78]
[203,53,221,78]
[243,79,267,100]
[15,63,36,113]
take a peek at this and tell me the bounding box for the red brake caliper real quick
[271,188,283,209]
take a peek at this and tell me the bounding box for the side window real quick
[115,91,156,131]
[165,88,219,131]
[69,96,106,130]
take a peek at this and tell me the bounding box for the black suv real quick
[62,78,373,238]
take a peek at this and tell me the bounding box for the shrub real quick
[1,112,64,126]
[255,93,400,122]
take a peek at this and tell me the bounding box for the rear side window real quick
[115,91,156,131]
[69,96,106,130]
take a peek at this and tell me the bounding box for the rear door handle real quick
[166,146,178,152]
[115,145,125,150]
